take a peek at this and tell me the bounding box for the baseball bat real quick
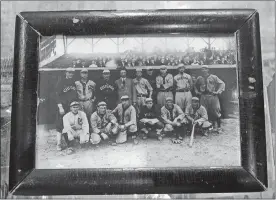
[189,123,196,147]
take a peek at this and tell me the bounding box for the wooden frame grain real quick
[9,9,267,195]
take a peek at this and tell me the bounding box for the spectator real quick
[89,60,98,68]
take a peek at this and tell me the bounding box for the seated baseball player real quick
[90,101,118,145]
[161,97,186,143]
[112,95,138,144]
[184,97,213,136]
[62,101,90,153]
[139,98,164,140]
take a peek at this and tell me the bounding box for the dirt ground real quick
[36,118,241,169]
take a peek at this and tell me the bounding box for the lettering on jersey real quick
[63,86,76,93]
[100,84,114,91]
[78,117,83,125]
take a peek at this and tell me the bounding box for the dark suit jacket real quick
[115,78,137,104]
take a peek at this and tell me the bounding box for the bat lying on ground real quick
[189,123,196,147]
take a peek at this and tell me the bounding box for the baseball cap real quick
[102,69,110,74]
[66,67,75,72]
[146,66,153,71]
[201,65,209,69]
[165,97,173,102]
[145,98,153,103]
[97,101,107,107]
[70,101,80,107]
[80,68,88,73]
[121,95,129,101]
[177,63,185,69]
[192,97,199,101]
[160,65,167,70]
[136,68,142,72]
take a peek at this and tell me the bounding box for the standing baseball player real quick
[96,69,117,110]
[133,68,153,114]
[184,97,213,136]
[112,95,138,144]
[62,101,90,154]
[161,97,186,142]
[173,63,193,112]
[139,98,164,140]
[90,101,118,145]
[144,66,157,104]
[156,65,174,107]
[75,68,96,119]
[55,67,78,151]
[195,65,225,132]
[115,69,137,105]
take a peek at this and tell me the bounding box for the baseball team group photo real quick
[36,35,241,169]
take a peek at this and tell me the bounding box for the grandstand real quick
[37,35,238,125]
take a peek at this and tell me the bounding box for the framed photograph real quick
[9,9,267,196]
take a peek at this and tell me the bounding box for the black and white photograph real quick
[1,1,275,199]
[36,34,240,169]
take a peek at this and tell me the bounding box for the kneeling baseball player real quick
[161,97,186,143]
[90,101,118,145]
[139,98,164,140]
[112,95,138,144]
[184,97,213,136]
[62,101,90,154]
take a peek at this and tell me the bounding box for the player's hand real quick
[212,91,218,95]
[140,119,146,123]
[59,107,65,115]
[119,125,126,131]
[71,125,77,131]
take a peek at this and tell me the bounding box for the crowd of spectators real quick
[72,47,236,68]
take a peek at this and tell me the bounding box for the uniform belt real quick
[137,94,147,97]
[80,98,93,101]
[176,89,190,92]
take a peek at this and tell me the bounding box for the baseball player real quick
[55,67,78,151]
[195,65,225,132]
[75,68,96,119]
[90,101,118,145]
[139,98,164,140]
[112,95,138,144]
[174,64,193,112]
[156,65,174,107]
[144,66,157,104]
[161,97,186,142]
[62,101,90,154]
[96,69,117,110]
[184,97,213,136]
[115,69,137,105]
[133,68,153,114]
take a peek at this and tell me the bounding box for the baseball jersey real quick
[185,105,208,121]
[139,104,162,120]
[75,80,96,101]
[156,73,174,91]
[133,77,153,95]
[161,104,184,124]
[196,74,225,94]
[62,110,89,134]
[90,110,117,134]
[96,78,117,106]
[55,77,78,109]
[174,73,193,91]
[112,104,137,127]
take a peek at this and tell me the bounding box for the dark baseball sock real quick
[63,133,70,147]
[217,118,221,128]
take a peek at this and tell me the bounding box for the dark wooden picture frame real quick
[9,9,267,196]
